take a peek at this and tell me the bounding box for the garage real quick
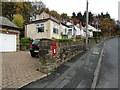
[0,33,16,52]
[0,16,20,52]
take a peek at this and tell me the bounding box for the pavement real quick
[1,51,46,88]
[20,41,104,89]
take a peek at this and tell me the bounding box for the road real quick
[96,37,119,89]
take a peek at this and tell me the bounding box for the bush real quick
[53,39,73,42]
[62,35,68,39]
[75,39,84,42]
[93,31,103,37]
[20,37,33,50]
[88,37,94,40]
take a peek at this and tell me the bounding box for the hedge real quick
[53,39,73,42]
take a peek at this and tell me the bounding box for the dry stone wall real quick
[38,38,105,74]
[38,40,85,74]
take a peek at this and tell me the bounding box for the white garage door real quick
[0,33,16,52]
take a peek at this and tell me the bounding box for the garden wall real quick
[38,38,99,74]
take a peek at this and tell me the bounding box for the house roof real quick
[0,16,20,30]
[88,25,101,32]
[61,22,69,28]
[26,18,60,25]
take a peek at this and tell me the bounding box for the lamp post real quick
[85,0,89,50]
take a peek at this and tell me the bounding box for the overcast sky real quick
[30,0,119,20]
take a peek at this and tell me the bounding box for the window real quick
[53,25,58,34]
[32,39,40,44]
[30,16,35,21]
[63,28,67,35]
[68,29,72,35]
[36,23,44,33]
[42,14,45,19]
[65,28,67,35]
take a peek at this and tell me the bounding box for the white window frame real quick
[36,23,44,33]
[53,24,58,34]
[68,29,72,35]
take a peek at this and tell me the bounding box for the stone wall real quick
[38,38,104,74]
[38,40,85,74]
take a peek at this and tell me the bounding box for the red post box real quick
[52,42,56,55]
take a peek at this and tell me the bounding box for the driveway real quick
[1,51,46,88]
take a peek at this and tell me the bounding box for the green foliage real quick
[61,35,68,39]
[53,39,73,42]
[88,12,94,24]
[98,12,111,19]
[52,37,56,39]
[13,14,24,29]
[61,13,70,21]
[2,2,14,21]
[100,18,116,36]
[2,2,32,22]
[88,37,94,39]
[71,12,76,18]
[40,8,50,14]
[75,39,84,42]
[93,31,103,37]
[77,12,84,23]
[20,37,33,50]
[71,11,93,25]
[50,10,61,20]
[52,38,83,43]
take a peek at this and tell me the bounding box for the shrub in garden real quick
[20,37,33,50]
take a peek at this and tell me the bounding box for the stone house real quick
[0,16,20,52]
[25,12,66,39]
[25,12,98,40]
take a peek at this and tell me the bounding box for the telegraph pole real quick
[85,0,89,50]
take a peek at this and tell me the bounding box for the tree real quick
[71,12,79,25]
[89,12,93,24]
[2,2,14,21]
[82,11,94,25]
[13,2,32,22]
[100,18,116,36]
[114,21,120,35]
[100,12,104,18]
[83,11,87,24]
[50,10,61,20]
[40,8,50,14]
[98,12,111,20]
[104,12,111,18]
[2,2,32,22]
[30,1,46,16]
[71,12,76,18]
[13,14,24,29]
[22,2,32,23]
[77,12,84,23]
[61,13,70,22]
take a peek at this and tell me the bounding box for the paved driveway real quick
[1,51,46,88]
